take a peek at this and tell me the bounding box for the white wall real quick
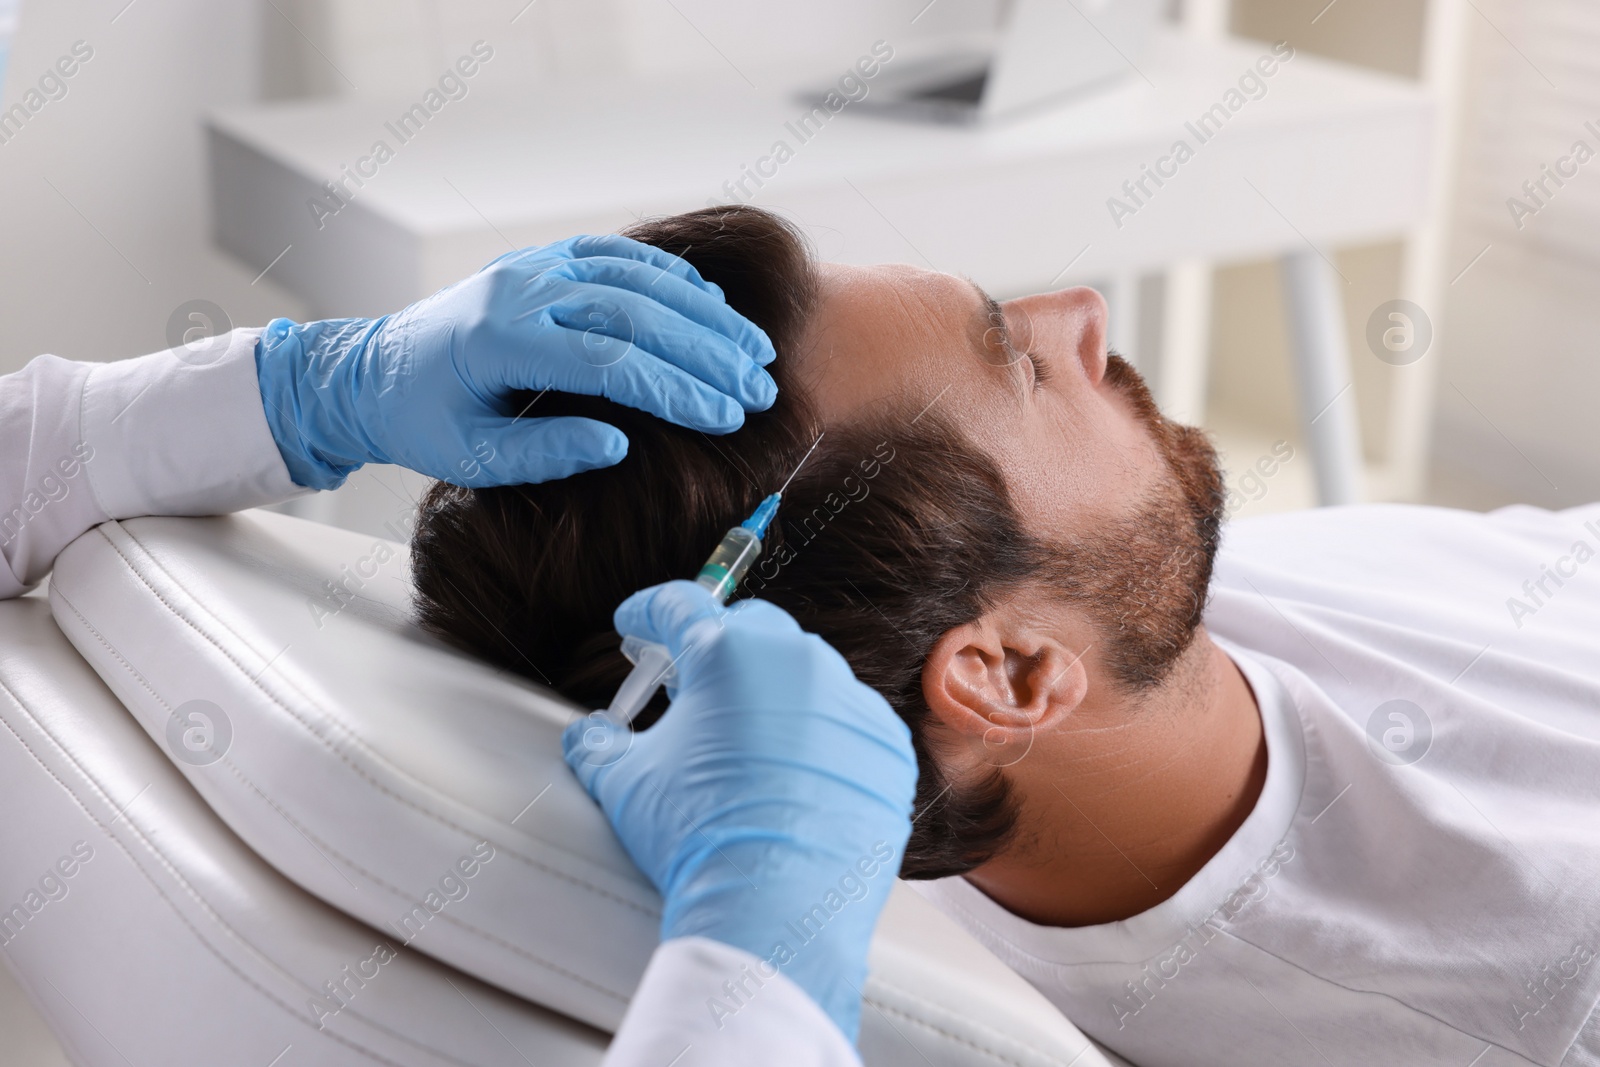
[1220,0,1600,511]
[1431,0,1600,509]
[0,0,306,376]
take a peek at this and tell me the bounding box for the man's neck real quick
[963,629,1267,928]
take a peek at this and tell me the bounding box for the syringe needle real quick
[777,431,825,497]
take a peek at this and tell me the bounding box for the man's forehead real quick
[810,262,925,317]
[793,262,976,419]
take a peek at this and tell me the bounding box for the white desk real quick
[209,29,1435,504]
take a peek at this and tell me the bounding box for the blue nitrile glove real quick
[563,581,918,1043]
[254,235,777,490]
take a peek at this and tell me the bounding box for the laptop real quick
[846,0,1162,124]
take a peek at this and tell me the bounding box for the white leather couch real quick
[0,509,1129,1066]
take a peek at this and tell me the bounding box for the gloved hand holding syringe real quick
[602,491,781,725]
[601,432,823,726]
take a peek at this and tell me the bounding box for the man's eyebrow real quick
[960,278,1024,382]
[964,277,1013,367]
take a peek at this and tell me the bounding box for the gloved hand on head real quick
[254,235,778,490]
[563,580,919,1044]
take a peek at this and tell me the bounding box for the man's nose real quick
[1007,287,1108,386]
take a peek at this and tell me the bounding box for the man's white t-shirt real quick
[916,501,1600,1067]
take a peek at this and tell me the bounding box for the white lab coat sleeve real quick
[0,330,308,599]
[605,937,861,1067]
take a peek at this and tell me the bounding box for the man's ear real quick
[921,610,1089,772]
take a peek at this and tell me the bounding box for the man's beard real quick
[1037,353,1226,692]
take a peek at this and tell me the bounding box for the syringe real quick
[603,492,782,726]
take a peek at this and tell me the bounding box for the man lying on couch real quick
[413,205,1600,1067]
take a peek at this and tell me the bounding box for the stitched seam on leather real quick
[864,992,1079,1067]
[53,570,632,1007]
[233,772,632,1003]
[40,588,563,1062]
[99,522,658,920]
[0,671,475,1067]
